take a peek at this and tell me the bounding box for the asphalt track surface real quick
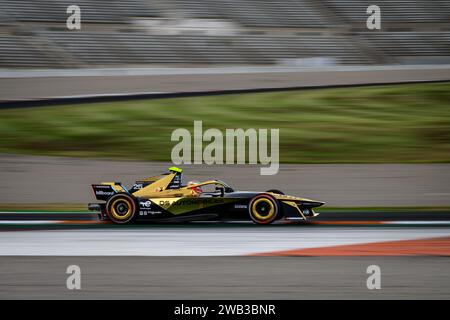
[1,256,449,299]
[1,65,450,298]
[1,154,450,207]
[1,213,449,298]
[1,224,450,256]
[1,65,450,101]
[2,209,450,222]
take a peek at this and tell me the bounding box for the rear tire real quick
[248,194,279,225]
[106,193,137,224]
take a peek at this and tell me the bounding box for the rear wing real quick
[91,183,126,201]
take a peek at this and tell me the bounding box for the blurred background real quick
[0,0,449,207]
[1,0,450,69]
[1,1,450,300]
[1,0,450,100]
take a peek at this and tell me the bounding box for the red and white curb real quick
[253,236,450,256]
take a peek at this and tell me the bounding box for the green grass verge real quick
[1,82,450,163]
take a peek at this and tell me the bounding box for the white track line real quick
[2,64,450,78]
[0,227,449,256]
[0,220,63,225]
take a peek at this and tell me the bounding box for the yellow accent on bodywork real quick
[185,180,228,189]
[133,172,177,198]
[152,197,236,215]
[99,182,126,193]
[269,193,320,203]
[283,201,307,220]
[138,187,197,199]
[135,179,229,199]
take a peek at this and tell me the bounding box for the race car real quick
[88,167,324,224]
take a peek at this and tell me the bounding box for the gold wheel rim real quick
[110,198,133,220]
[252,198,275,221]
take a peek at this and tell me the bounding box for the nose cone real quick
[300,199,325,207]
[275,194,325,207]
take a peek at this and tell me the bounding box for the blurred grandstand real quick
[1,0,450,69]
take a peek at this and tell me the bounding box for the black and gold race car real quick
[88,167,324,224]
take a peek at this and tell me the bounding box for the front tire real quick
[249,194,279,225]
[106,193,137,224]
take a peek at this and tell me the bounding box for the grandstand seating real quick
[0,0,449,68]
[323,0,450,24]
[0,0,158,23]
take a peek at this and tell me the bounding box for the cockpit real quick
[185,180,234,197]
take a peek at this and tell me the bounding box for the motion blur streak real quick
[1,155,449,207]
[1,0,450,301]
[0,227,449,256]
[2,66,450,102]
[1,256,449,299]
